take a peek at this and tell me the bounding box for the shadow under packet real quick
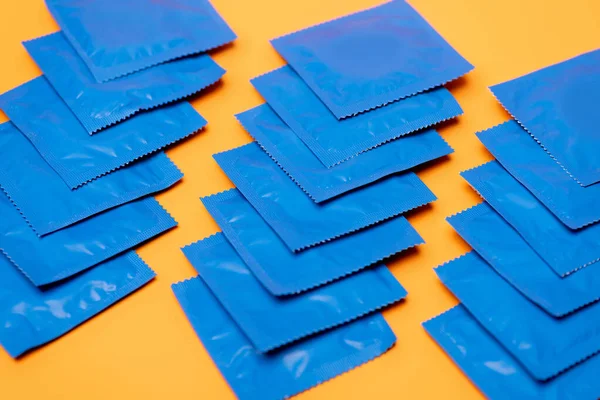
[213,142,435,252]
[0,194,175,287]
[24,31,225,134]
[173,276,395,400]
[490,49,600,187]
[250,66,461,167]
[201,189,423,296]
[477,120,600,229]
[236,103,453,202]
[448,202,600,317]
[181,233,406,353]
[0,251,154,358]
[423,305,600,400]
[436,252,600,381]
[0,121,181,236]
[44,0,236,82]
[0,77,206,189]
[462,161,600,277]
[270,0,473,119]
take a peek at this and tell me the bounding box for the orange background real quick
[0,0,598,398]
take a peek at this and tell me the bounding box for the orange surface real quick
[0,0,598,398]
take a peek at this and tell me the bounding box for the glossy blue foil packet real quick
[236,104,452,202]
[45,0,236,82]
[0,251,154,358]
[182,233,406,352]
[424,305,600,400]
[462,161,600,277]
[271,0,473,119]
[436,252,600,381]
[214,143,435,252]
[0,122,181,236]
[24,32,225,134]
[490,50,600,186]
[448,203,600,317]
[0,195,175,287]
[250,66,461,167]
[201,189,423,295]
[173,276,396,400]
[477,121,600,229]
[0,77,206,188]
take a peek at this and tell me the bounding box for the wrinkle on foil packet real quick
[24,31,225,133]
[0,194,176,287]
[424,305,600,400]
[213,142,435,252]
[44,0,236,82]
[462,161,600,277]
[236,104,452,202]
[436,252,600,381]
[477,121,600,229]
[0,77,206,188]
[250,66,461,167]
[181,233,406,352]
[270,0,473,119]
[201,189,422,296]
[448,203,600,317]
[490,50,600,187]
[0,251,155,358]
[0,122,181,236]
[173,276,396,400]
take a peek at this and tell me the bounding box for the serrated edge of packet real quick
[201,187,425,296]
[446,202,600,318]
[460,161,600,277]
[0,198,176,287]
[488,88,588,188]
[321,106,462,168]
[432,250,600,381]
[170,275,397,400]
[0,153,182,237]
[212,143,435,252]
[68,125,204,189]
[475,121,593,230]
[259,291,405,353]
[87,73,224,134]
[421,304,463,327]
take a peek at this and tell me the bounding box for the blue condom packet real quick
[182,233,406,352]
[490,50,600,186]
[0,251,154,358]
[477,121,600,229]
[214,143,435,252]
[201,189,423,295]
[250,66,461,167]
[0,195,175,287]
[436,252,600,381]
[270,0,473,119]
[45,0,236,82]
[0,77,205,188]
[448,203,600,317]
[24,32,225,134]
[173,277,396,400]
[424,305,600,400]
[0,122,181,236]
[462,161,600,277]
[236,104,452,202]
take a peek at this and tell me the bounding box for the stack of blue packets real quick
[424,52,600,399]
[174,1,473,399]
[0,0,236,357]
